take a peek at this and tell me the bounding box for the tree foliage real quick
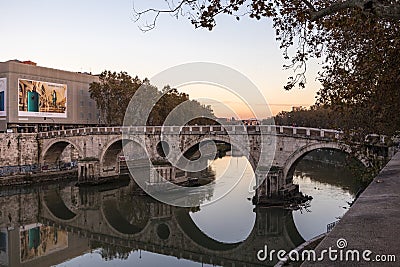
[89,71,215,126]
[134,0,400,136]
[275,101,400,140]
[274,106,336,129]
[89,71,141,125]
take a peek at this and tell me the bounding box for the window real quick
[80,112,84,119]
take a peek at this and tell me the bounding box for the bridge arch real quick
[41,139,83,167]
[283,142,368,183]
[100,198,151,236]
[99,136,147,177]
[41,190,78,222]
[179,135,257,172]
[174,209,243,252]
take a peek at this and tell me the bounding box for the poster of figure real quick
[18,79,67,118]
[20,225,68,263]
[0,78,6,116]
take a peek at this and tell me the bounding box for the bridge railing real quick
[37,125,343,140]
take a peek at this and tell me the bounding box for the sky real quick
[0,0,322,118]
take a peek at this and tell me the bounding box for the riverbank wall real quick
[302,152,400,266]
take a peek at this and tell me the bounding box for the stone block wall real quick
[0,133,39,176]
[0,133,38,167]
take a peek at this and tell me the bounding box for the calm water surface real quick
[0,151,362,267]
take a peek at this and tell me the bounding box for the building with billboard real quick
[0,60,101,132]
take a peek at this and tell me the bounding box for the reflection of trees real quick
[91,241,133,261]
[189,164,216,204]
[294,151,364,196]
[302,149,348,165]
[186,164,216,184]
[104,185,150,229]
[116,192,150,228]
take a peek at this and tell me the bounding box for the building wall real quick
[0,133,38,168]
[0,60,100,131]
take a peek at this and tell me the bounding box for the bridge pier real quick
[253,168,301,206]
[77,159,100,184]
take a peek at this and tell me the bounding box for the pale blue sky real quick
[0,0,321,117]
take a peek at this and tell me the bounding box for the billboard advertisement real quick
[18,79,67,118]
[0,78,6,116]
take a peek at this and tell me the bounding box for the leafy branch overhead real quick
[134,0,399,89]
[134,0,400,136]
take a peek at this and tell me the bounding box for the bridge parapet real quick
[37,125,343,141]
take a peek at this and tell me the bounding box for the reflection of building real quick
[0,60,100,132]
[19,224,68,263]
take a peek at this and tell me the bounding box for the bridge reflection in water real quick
[0,149,363,267]
[0,179,304,267]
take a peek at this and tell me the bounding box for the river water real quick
[0,150,362,267]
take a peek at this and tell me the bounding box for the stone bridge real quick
[37,125,363,202]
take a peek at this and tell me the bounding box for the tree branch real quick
[301,0,317,12]
[308,0,400,21]
[372,2,400,20]
[310,0,367,21]
[133,0,196,31]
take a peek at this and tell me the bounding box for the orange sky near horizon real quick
[178,83,315,119]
